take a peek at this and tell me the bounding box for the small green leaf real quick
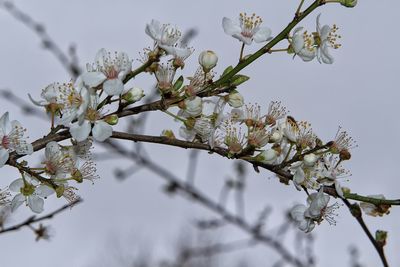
[221,66,234,77]
[230,74,250,86]
[173,75,184,90]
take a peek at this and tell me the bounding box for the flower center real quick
[239,13,262,38]
[105,66,118,79]
[86,108,100,122]
[1,136,10,149]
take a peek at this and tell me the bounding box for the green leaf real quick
[230,74,250,86]
[221,65,233,77]
[173,75,184,91]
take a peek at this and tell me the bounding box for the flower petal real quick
[35,185,55,198]
[70,121,92,142]
[11,194,25,212]
[9,178,24,192]
[0,148,9,168]
[103,79,124,96]
[92,121,113,142]
[81,71,107,88]
[222,17,241,36]
[253,27,272,43]
[28,195,44,213]
[0,112,11,135]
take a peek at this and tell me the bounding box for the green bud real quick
[161,129,176,139]
[340,0,357,7]
[375,230,388,247]
[104,114,119,125]
[121,87,145,104]
[173,76,184,91]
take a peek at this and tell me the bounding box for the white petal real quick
[28,94,47,106]
[0,112,11,134]
[70,121,92,142]
[35,185,55,198]
[179,126,196,141]
[290,204,307,221]
[94,48,108,67]
[11,194,25,212]
[253,27,272,43]
[9,178,24,192]
[145,19,162,41]
[82,71,107,88]
[335,181,344,198]
[0,148,9,167]
[103,79,124,96]
[319,42,334,64]
[222,17,241,36]
[28,195,44,213]
[319,25,331,41]
[45,141,61,159]
[92,121,113,142]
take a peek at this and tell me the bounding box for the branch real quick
[342,199,389,267]
[0,199,82,234]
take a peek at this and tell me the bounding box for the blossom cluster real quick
[0,5,391,239]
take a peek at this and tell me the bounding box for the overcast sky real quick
[0,0,399,266]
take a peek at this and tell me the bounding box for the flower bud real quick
[184,96,203,117]
[198,50,218,72]
[339,149,351,161]
[340,0,357,8]
[269,130,283,143]
[256,149,278,164]
[104,114,119,125]
[303,153,318,167]
[226,91,244,108]
[122,87,145,104]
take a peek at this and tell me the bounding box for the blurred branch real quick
[102,139,306,267]
[0,199,81,235]
[0,1,81,78]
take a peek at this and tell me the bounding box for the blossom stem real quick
[239,42,245,62]
[268,48,289,53]
[162,110,186,123]
[296,0,306,16]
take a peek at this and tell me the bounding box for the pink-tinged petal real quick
[92,121,113,142]
[11,194,25,212]
[81,71,107,88]
[103,79,124,96]
[9,178,24,192]
[0,148,9,167]
[28,195,44,213]
[35,185,55,198]
[222,17,241,36]
[253,27,272,43]
[0,112,11,134]
[70,121,92,142]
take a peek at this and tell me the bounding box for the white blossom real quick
[0,112,33,168]
[222,13,272,45]
[82,48,132,95]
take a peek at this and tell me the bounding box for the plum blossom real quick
[43,141,76,179]
[222,13,272,45]
[69,93,113,142]
[291,188,340,232]
[145,20,193,59]
[82,48,132,96]
[292,14,341,64]
[9,175,54,213]
[0,112,33,168]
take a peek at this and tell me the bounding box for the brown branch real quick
[0,199,82,234]
[342,199,389,267]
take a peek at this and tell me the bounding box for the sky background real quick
[0,0,399,266]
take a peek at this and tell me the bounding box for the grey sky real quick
[0,0,399,266]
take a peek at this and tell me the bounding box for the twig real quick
[0,199,82,234]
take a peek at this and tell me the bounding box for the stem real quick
[163,110,186,123]
[342,199,389,267]
[296,0,306,15]
[268,48,289,53]
[344,193,400,206]
[239,42,245,62]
